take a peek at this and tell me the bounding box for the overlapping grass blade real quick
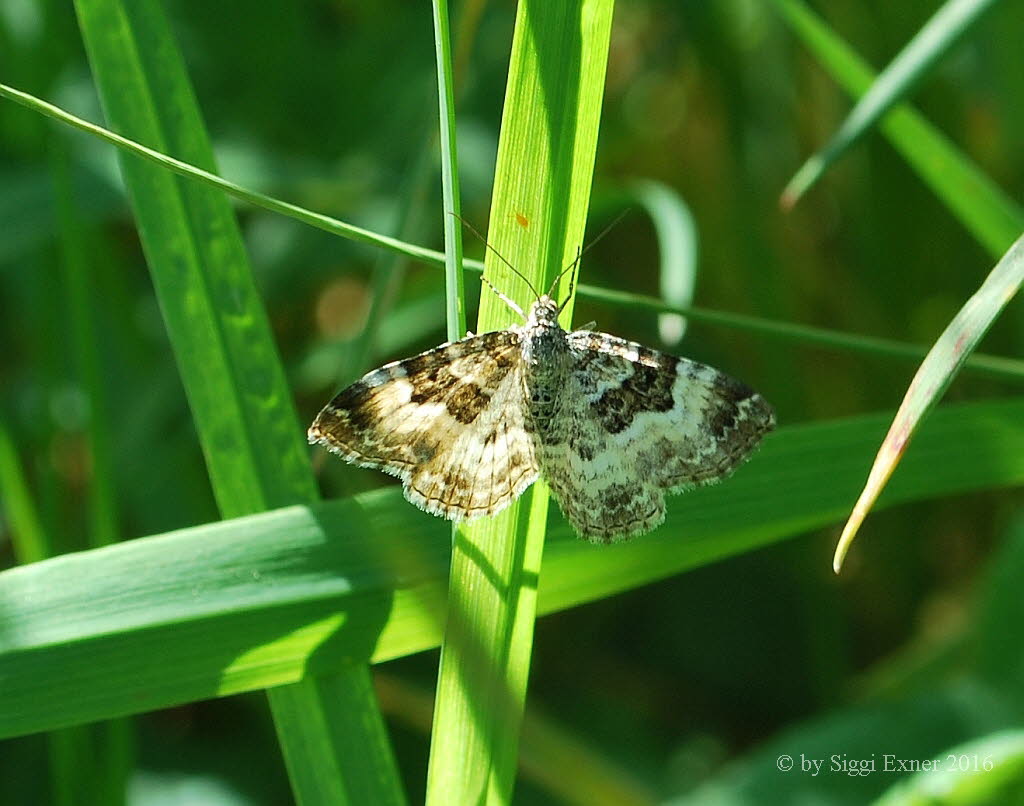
[833,233,1024,571]
[71,0,402,801]
[782,0,999,205]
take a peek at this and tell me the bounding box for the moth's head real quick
[527,295,560,329]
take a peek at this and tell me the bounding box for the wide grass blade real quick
[425,1,615,802]
[771,0,1024,257]
[833,232,1024,571]
[782,0,999,205]
[3,398,1024,739]
[71,0,402,801]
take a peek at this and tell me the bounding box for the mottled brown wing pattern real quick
[539,330,775,542]
[308,330,540,520]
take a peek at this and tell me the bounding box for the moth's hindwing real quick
[535,330,775,542]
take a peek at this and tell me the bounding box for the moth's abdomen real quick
[523,375,564,441]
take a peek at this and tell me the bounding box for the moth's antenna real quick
[480,275,526,319]
[552,247,582,314]
[448,212,542,301]
[550,209,631,313]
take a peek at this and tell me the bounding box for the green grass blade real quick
[4,398,1022,737]
[432,0,466,342]
[772,0,1024,256]
[783,0,999,204]
[71,0,402,801]
[834,232,1024,571]
[426,2,615,802]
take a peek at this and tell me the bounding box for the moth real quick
[309,263,774,542]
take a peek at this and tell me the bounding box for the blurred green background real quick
[2,0,1023,803]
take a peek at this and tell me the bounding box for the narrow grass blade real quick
[3,399,1024,739]
[0,81,441,264]
[834,233,1024,572]
[432,0,466,341]
[426,2,615,802]
[576,283,1024,383]
[72,0,402,801]
[783,0,999,205]
[5,81,1023,386]
[772,0,1024,256]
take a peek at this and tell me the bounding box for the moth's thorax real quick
[520,295,570,434]
[520,295,569,370]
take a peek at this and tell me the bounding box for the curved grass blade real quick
[771,0,1024,257]
[0,80,446,263]
[782,0,1000,206]
[834,232,1024,572]
[627,179,698,345]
